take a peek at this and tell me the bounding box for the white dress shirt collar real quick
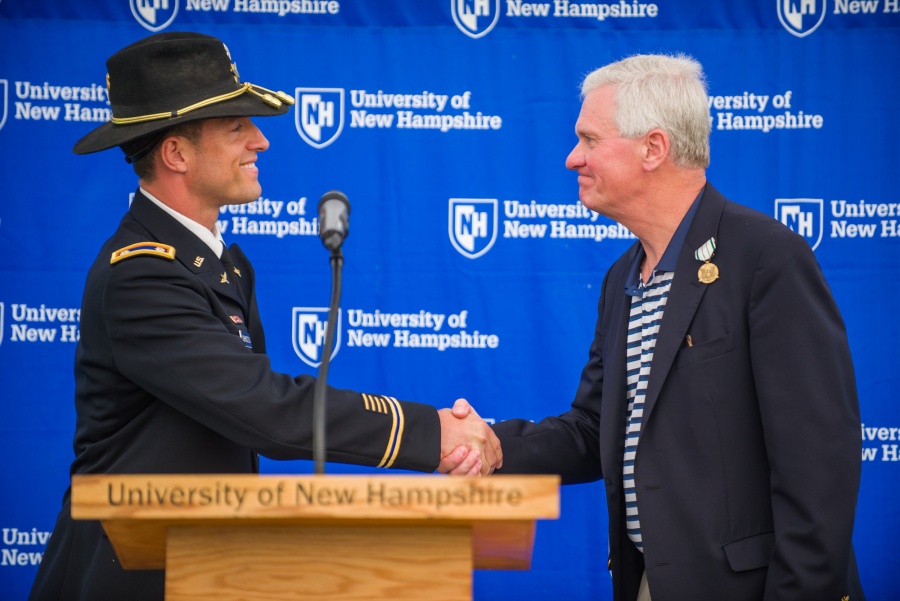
[140,187,226,258]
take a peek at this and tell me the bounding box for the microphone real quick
[312,190,350,474]
[317,190,351,251]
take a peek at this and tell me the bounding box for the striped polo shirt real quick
[621,191,703,553]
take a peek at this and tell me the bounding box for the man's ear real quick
[642,128,670,171]
[158,135,191,174]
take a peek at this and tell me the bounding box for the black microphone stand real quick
[312,247,343,475]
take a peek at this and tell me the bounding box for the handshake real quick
[437,399,502,477]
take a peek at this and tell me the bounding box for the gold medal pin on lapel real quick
[694,237,719,284]
[698,261,719,284]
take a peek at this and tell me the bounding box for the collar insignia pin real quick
[221,272,229,284]
[194,256,204,267]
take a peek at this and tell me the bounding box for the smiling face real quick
[185,116,270,211]
[564,85,645,223]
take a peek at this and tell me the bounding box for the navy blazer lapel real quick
[600,243,642,481]
[129,191,246,308]
[641,184,726,422]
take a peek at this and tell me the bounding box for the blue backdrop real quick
[1,1,898,599]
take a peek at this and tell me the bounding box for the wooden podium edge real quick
[72,474,560,571]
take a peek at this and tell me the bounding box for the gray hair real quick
[581,54,711,169]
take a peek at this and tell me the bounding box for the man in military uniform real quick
[29,32,499,601]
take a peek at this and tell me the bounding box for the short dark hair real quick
[125,120,205,180]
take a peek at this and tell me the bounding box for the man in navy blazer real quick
[451,54,864,600]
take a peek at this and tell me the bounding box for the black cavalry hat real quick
[73,31,294,157]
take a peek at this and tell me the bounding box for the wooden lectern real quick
[71,474,559,601]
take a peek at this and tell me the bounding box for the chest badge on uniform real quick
[694,237,719,284]
[238,329,253,349]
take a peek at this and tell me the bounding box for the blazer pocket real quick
[672,331,734,371]
[722,532,775,572]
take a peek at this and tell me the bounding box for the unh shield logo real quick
[776,198,823,250]
[451,0,500,39]
[292,307,341,368]
[449,198,498,259]
[130,0,179,32]
[777,0,826,38]
[0,80,7,131]
[295,88,344,149]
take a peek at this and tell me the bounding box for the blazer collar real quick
[636,182,727,422]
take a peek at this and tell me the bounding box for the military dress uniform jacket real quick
[30,191,442,601]
[493,184,865,601]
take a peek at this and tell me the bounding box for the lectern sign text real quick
[71,474,558,522]
[103,479,523,512]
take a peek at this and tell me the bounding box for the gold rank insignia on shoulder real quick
[110,242,176,265]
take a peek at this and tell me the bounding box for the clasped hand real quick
[437,399,502,476]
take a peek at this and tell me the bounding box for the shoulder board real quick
[110,242,176,265]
